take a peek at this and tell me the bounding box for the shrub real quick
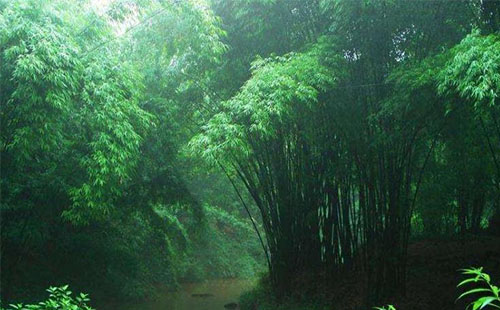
[2,286,92,310]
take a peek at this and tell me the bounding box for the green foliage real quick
[458,268,500,310]
[439,31,500,109]
[374,306,396,310]
[0,0,151,223]
[191,42,338,161]
[2,286,92,310]
[192,0,499,301]
[1,0,260,304]
[192,204,265,279]
[2,0,500,307]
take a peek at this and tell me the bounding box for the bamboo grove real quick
[191,0,500,303]
[1,0,500,307]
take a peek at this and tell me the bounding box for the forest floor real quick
[242,235,500,310]
[329,235,500,310]
[389,235,500,310]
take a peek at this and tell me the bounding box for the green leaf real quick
[458,288,492,301]
[459,278,481,287]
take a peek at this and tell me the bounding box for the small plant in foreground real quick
[3,286,93,310]
[375,305,396,310]
[457,267,500,310]
[373,267,500,310]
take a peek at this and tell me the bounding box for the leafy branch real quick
[457,267,500,310]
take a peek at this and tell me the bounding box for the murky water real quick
[103,279,256,310]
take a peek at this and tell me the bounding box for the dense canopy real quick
[1,0,499,310]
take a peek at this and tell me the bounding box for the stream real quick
[103,279,256,310]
